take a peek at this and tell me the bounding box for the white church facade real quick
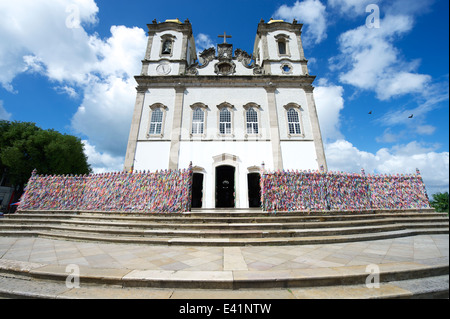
[124,18,327,209]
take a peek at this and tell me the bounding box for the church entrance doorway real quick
[191,173,204,208]
[247,173,261,208]
[215,165,235,208]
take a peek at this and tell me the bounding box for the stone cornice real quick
[257,20,303,35]
[134,75,316,90]
[147,20,193,36]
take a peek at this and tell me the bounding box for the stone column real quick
[265,85,283,170]
[124,88,146,172]
[140,33,154,75]
[305,86,328,171]
[261,33,271,74]
[168,86,185,170]
[178,33,188,74]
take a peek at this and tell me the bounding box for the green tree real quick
[430,192,449,213]
[0,120,92,189]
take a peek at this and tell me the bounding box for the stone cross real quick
[218,31,232,44]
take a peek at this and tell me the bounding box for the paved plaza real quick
[1,234,447,272]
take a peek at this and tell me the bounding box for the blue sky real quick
[0,0,448,196]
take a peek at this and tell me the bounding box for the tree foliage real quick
[0,120,92,187]
[430,192,449,213]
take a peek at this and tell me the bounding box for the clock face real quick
[156,63,171,75]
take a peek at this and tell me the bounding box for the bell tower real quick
[140,18,197,76]
[253,19,310,76]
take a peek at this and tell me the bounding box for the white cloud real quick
[0,0,100,90]
[70,25,147,157]
[377,72,431,100]
[71,75,138,157]
[331,12,446,111]
[82,140,124,173]
[0,101,12,121]
[0,0,147,171]
[195,33,215,53]
[54,85,79,99]
[416,125,436,135]
[325,140,449,195]
[314,82,345,142]
[274,0,327,44]
[328,0,378,16]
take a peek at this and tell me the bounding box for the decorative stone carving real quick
[186,47,215,75]
[253,65,264,75]
[235,49,254,68]
[214,61,236,75]
[198,47,216,67]
[185,44,265,76]
[217,43,233,60]
[186,64,199,75]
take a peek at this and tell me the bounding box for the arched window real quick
[219,108,232,135]
[149,108,163,135]
[160,34,176,57]
[192,108,205,134]
[161,39,173,55]
[278,41,287,55]
[246,107,258,134]
[287,108,301,135]
[275,34,290,57]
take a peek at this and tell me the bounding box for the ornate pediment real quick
[235,49,254,68]
[198,47,216,67]
[214,61,236,75]
[185,43,264,76]
[217,43,233,60]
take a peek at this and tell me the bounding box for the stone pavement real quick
[0,234,448,272]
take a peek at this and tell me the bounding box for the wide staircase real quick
[0,208,448,299]
[0,208,448,246]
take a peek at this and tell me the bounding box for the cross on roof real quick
[218,31,232,44]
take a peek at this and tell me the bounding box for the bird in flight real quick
[368,111,372,114]
[408,114,413,118]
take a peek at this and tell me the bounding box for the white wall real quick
[134,141,171,171]
[280,141,320,170]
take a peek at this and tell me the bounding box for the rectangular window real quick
[287,108,301,135]
[246,108,259,134]
[149,108,163,135]
[278,41,286,55]
[192,108,205,134]
[219,108,232,135]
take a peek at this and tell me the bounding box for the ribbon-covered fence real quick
[261,168,430,212]
[18,165,193,213]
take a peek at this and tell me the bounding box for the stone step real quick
[0,221,448,237]
[5,211,448,226]
[2,208,447,246]
[1,216,447,230]
[0,227,447,246]
[7,212,447,223]
[0,258,447,293]
[14,208,440,218]
[0,274,448,299]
